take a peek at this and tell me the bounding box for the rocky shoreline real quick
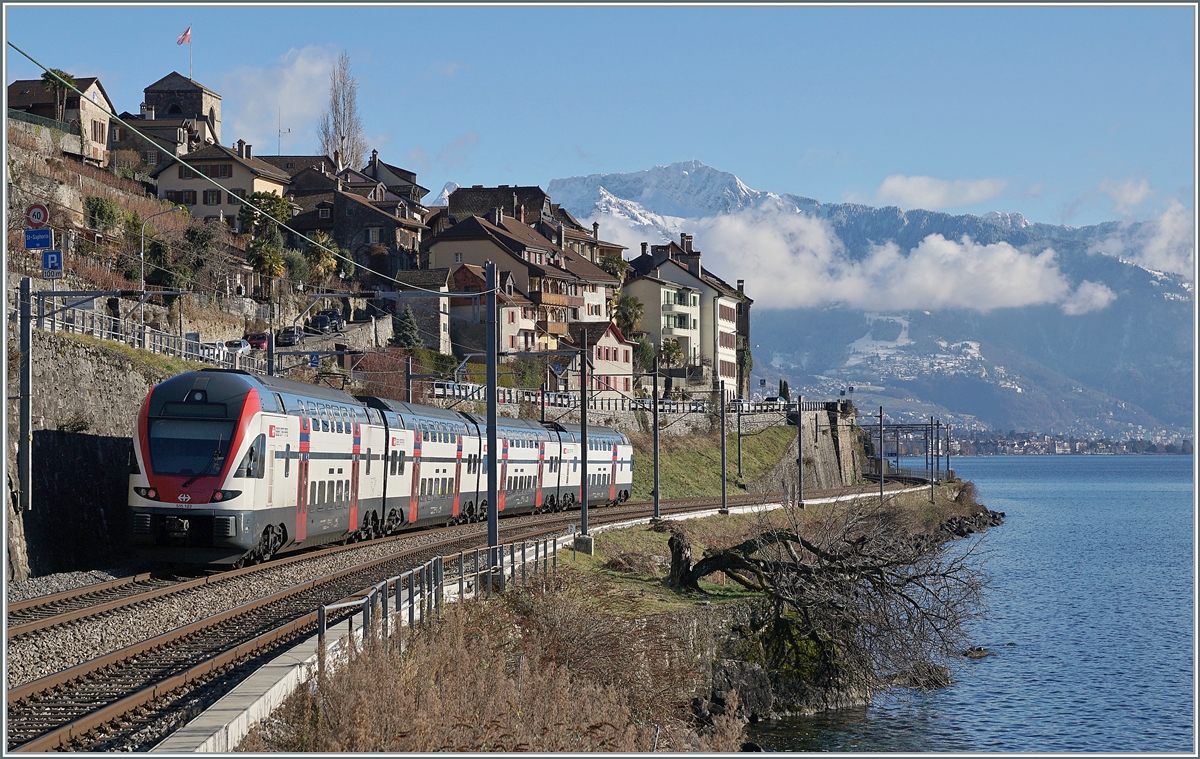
[697,506,1006,723]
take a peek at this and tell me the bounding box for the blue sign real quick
[759,378,767,387]
[309,352,320,368]
[24,229,53,249]
[552,363,563,374]
[42,250,63,279]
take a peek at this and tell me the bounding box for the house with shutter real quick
[570,321,638,400]
[150,139,289,229]
[8,76,115,165]
[626,234,752,399]
[142,71,222,145]
[448,264,537,356]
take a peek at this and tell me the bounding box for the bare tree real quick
[317,51,367,171]
[666,497,991,696]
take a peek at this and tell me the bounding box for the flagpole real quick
[189,31,193,79]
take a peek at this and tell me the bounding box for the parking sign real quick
[42,250,63,279]
[309,352,320,368]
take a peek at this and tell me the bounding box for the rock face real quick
[711,659,774,720]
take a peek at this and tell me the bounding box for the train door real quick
[408,426,422,524]
[296,416,311,542]
[609,441,618,502]
[453,433,464,518]
[350,419,361,532]
[498,438,509,511]
[536,440,546,510]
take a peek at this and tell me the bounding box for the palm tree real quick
[658,339,684,369]
[41,69,75,123]
[612,293,644,336]
[304,230,340,283]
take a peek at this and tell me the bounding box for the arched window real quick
[166,103,183,115]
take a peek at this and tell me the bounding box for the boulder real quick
[712,659,775,719]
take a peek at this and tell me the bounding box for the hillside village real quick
[7,69,754,402]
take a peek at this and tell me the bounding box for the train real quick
[129,368,633,566]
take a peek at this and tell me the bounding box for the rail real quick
[8,108,78,135]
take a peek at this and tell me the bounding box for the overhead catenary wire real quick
[8,41,494,300]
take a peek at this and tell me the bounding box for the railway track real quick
[5,486,901,751]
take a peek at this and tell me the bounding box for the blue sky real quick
[4,4,1195,228]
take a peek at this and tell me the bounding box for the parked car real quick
[224,339,251,355]
[309,315,332,334]
[761,396,782,406]
[245,332,269,350]
[277,326,305,347]
[319,308,345,331]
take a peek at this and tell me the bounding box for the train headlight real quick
[211,489,242,502]
[135,487,158,500]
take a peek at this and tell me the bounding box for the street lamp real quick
[140,205,183,325]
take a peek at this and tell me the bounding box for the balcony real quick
[662,302,690,314]
[530,291,570,307]
[538,319,569,336]
[662,326,694,337]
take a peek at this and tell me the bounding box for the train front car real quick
[129,369,287,565]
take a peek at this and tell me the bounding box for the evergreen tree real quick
[392,305,422,349]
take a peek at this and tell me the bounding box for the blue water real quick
[748,455,1195,752]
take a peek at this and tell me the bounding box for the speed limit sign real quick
[25,204,49,228]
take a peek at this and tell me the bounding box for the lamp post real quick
[140,206,183,325]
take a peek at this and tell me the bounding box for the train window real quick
[284,444,291,478]
[318,481,326,507]
[336,480,344,504]
[442,477,450,495]
[420,479,426,497]
[235,434,266,479]
[398,451,406,475]
[345,479,350,502]
[365,448,371,475]
[389,451,397,476]
[309,481,316,509]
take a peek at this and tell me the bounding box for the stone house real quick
[8,76,115,165]
[150,139,289,230]
[388,268,451,355]
[358,149,430,204]
[142,71,222,145]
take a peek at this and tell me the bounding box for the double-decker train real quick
[129,369,633,566]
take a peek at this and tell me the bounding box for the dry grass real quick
[238,573,745,753]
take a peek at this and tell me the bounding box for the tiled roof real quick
[258,155,335,178]
[449,186,550,221]
[8,77,110,110]
[145,71,221,98]
[392,268,450,290]
[149,143,291,182]
[562,321,636,349]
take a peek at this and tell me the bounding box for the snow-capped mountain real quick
[428,181,459,207]
[546,161,1194,440]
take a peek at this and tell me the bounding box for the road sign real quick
[25,204,49,228]
[24,229,52,249]
[309,352,320,368]
[42,250,63,279]
[760,378,767,387]
[552,363,563,375]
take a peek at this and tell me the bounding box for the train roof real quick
[543,421,624,437]
[357,396,471,424]
[462,413,551,435]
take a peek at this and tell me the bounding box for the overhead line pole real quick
[579,327,589,537]
[485,263,499,558]
[19,278,32,512]
[879,406,885,507]
[652,353,660,521]
[797,395,804,508]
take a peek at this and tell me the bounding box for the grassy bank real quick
[629,425,796,501]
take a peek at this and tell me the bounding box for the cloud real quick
[434,131,479,171]
[875,175,1007,210]
[1087,199,1195,280]
[595,206,1120,315]
[1061,281,1117,315]
[1099,178,1153,216]
[220,46,336,154]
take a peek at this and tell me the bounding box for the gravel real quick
[5,519,552,688]
[6,566,157,605]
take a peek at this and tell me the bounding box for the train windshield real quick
[148,418,236,476]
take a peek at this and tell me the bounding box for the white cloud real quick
[1099,178,1153,216]
[875,175,1007,210]
[1134,200,1194,278]
[1087,199,1195,280]
[220,46,336,155]
[1061,280,1117,315]
[597,206,1119,315]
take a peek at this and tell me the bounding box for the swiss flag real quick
[176,26,191,45]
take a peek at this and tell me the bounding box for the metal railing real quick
[8,108,78,135]
[863,459,955,484]
[316,536,559,673]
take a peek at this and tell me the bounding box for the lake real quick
[747,455,1195,752]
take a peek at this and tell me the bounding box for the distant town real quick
[951,431,1193,456]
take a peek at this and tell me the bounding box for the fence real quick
[7,108,77,135]
[862,458,955,484]
[316,536,560,673]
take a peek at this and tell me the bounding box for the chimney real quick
[371,148,379,175]
[244,143,252,160]
[640,242,648,257]
[140,102,155,120]
[333,149,342,172]
[737,279,744,293]
[680,233,693,253]
[492,207,503,226]
[519,204,525,223]
[592,221,599,239]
